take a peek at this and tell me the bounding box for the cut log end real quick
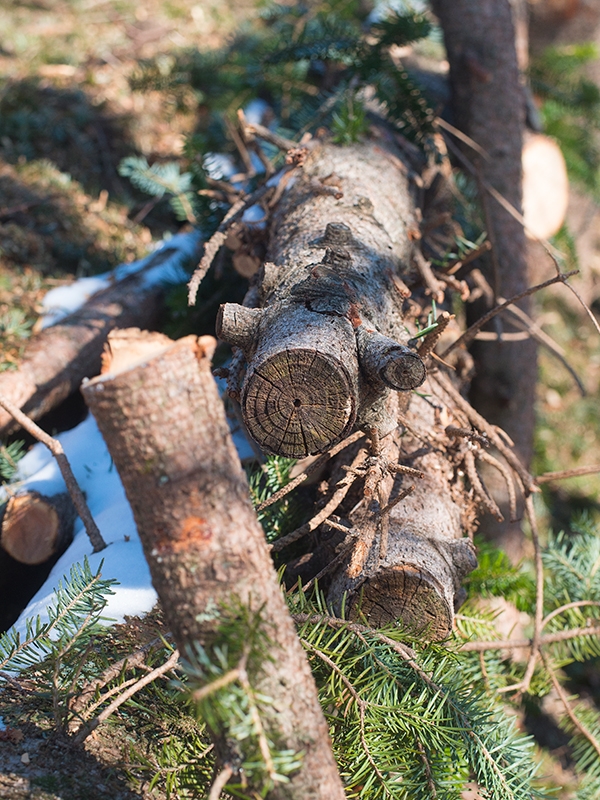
[349,565,453,641]
[243,348,356,457]
[380,350,427,391]
[1,491,76,565]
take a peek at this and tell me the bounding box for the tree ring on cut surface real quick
[348,565,452,641]
[242,348,356,457]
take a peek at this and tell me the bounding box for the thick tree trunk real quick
[0,247,179,437]
[431,0,537,555]
[431,0,535,463]
[217,138,477,637]
[81,329,345,800]
[0,491,75,565]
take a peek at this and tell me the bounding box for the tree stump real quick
[82,328,345,800]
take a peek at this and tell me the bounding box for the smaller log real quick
[0,240,199,437]
[0,491,76,565]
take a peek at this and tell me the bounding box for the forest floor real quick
[2,1,600,798]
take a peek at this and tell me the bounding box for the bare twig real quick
[541,650,600,762]
[459,624,600,653]
[445,426,489,446]
[431,373,536,492]
[445,240,492,275]
[464,449,503,522]
[208,765,234,800]
[379,485,415,518]
[72,636,167,717]
[269,448,368,552]
[542,600,600,629]
[188,185,272,304]
[413,248,445,303]
[536,465,600,485]
[242,118,298,153]
[0,393,106,552]
[439,271,578,358]
[191,668,241,703]
[436,117,489,160]
[300,540,358,595]
[417,311,453,360]
[416,738,437,798]
[72,648,179,744]
[563,279,600,339]
[477,450,518,522]
[518,496,544,695]
[505,305,586,396]
[257,430,365,511]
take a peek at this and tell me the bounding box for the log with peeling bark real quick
[0,243,194,437]
[0,491,76,565]
[81,328,345,800]
[216,136,477,637]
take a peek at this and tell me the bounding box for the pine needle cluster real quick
[3,509,600,796]
[119,0,436,224]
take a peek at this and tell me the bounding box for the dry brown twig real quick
[541,650,600,762]
[208,765,235,800]
[439,271,578,359]
[269,448,368,553]
[257,430,365,512]
[0,393,106,552]
[72,648,180,745]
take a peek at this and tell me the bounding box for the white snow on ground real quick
[40,231,201,328]
[6,414,158,635]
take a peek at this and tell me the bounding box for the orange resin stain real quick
[156,516,213,554]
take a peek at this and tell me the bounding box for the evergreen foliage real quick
[248,454,301,543]
[531,43,600,197]
[0,438,26,482]
[3,515,600,796]
[120,0,437,219]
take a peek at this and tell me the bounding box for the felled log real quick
[0,242,195,437]
[82,329,345,800]
[0,490,76,565]
[216,140,427,458]
[326,393,477,640]
[216,137,477,637]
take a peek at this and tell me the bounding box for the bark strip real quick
[81,328,345,800]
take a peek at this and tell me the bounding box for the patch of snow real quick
[39,231,202,329]
[244,99,270,126]
[8,414,158,637]
[204,152,237,181]
[242,205,267,224]
[8,383,256,642]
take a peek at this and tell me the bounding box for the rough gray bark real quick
[217,138,477,638]
[217,140,427,458]
[81,329,345,800]
[0,249,174,437]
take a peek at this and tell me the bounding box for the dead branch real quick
[440,271,578,358]
[0,394,105,552]
[72,648,180,745]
